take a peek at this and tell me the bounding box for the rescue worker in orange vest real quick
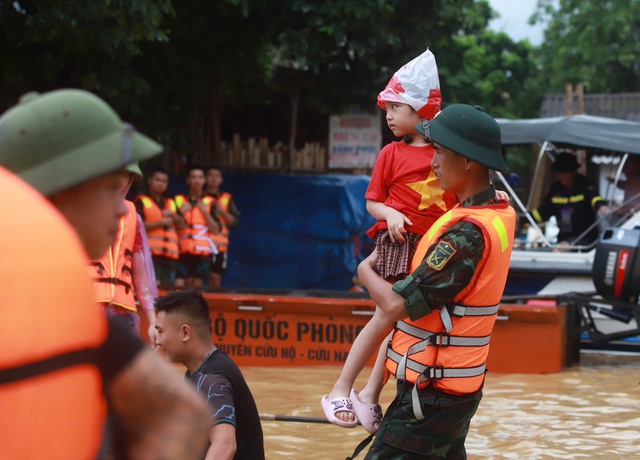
[91,162,161,345]
[355,104,516,459]
[0,89,210,459]
[206,166,240,288]
[135,166,185,286]
[175,164,221,288]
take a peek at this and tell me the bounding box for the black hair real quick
[205,165,223,174]
[186,164,205,176]
[155,289,212,335]
[150,166,169,177]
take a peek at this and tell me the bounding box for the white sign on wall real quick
[328,113,382,169]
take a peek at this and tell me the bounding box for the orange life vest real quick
[90,200,137,311]
[175,194,216,256]
[137,195,180,260]
[210,191,232,253]
[0,167,107,459]
[386,202,515,401]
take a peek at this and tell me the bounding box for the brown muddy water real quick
[243,351,640,459]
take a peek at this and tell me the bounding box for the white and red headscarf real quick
[377,49,441,120]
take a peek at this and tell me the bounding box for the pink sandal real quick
[350,389,383,434]
[320,394,358,428]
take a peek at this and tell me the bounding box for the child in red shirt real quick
[322,49,456,433]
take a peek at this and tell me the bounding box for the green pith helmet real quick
[0,89,162,196]
[416,104,508,172]
[125,161,143,180]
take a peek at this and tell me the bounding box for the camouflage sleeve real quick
[392,221,486,321]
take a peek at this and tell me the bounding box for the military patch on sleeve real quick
[427,241,457,271]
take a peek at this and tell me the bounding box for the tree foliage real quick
[532,0,640,92]
[0,0,172,111]
[0,0,543,166]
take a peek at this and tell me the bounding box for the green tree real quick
[0,0,173,111]
[532,0,640,92]
[438,30,542,118]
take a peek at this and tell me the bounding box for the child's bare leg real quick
[328,307,394,423]
[357,330,392,405]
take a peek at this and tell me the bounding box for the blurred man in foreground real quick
[0,89,209,459]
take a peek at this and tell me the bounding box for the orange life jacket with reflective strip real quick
[137,195,179,260]
[210,191,232,253]
[90,200,137,311]
[175,194,216,256]
[386,202,515,396]
[0,167,107,459]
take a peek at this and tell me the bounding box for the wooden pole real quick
[576,83,585,114]
[565,83,574,115]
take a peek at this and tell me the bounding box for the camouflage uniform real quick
[364,186,499,460]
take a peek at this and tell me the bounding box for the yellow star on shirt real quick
[406,169,447,211]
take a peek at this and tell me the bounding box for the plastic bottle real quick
[545,215,560,244]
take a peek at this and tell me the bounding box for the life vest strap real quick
[0,348,98,385]
[440,303,500,332]
[394,322,490,347]
[451,303,500,317]
[94,277,132,294]
[388,347,487,380]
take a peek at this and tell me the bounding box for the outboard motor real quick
[593,227,640,309]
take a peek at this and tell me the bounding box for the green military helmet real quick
[125,161,143,180]
[416,104,508,172]
[0,89,162,196]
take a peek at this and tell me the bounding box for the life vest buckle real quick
[422,365,445,381]
[430,333,451,347]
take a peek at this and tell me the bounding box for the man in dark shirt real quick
[532,152,604,245]
[155,289,265,460]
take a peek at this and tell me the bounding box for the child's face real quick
[383,101,422,138]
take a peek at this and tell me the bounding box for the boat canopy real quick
[496,115,640,154]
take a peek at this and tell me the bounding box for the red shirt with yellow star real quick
[365,140,457,238]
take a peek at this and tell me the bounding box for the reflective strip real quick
[532,208,543,223]
[388,348,486,379]
[140,197,153,209]
[440,303,499,333]
[569,194,585,203]
[410,362,486,420]
[394,322,491,347]
[591,195,603,208]
[440,307,454,332]
[451,303,500,317]
[491,216,509,253]
[551,197,569,204]
[427,210,453,240]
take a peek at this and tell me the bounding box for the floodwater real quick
[243,351,640,459]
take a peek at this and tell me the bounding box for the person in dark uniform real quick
[155,289,265,460]
[532,152,604,245]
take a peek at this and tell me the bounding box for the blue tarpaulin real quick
[170,173,376,290]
